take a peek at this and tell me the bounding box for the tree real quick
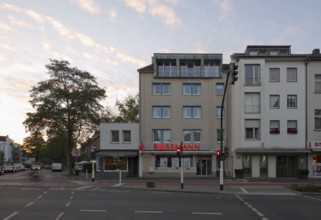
[115,94,139,122]
[24,59,106,174]
[22,131,46,163]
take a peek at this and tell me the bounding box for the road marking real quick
[74,186,92,190]
[25,202,34,207]
[240,187,249,194]
[66,202,71,207]
[236,194,268,220]
[70,196,73,200]
[113,183,125,187]
[55,212,64,220]
[108,190,130,193]
[303,195,321,202]
[37,195,43,199]
[135,210,163,214]
[3,212,19,220]
[80,209,107,212]
[192,212,222,215]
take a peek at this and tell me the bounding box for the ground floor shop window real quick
[155,155,193,168]
[260,155,268,177]
[104,157,127,170]
[312,153,321,176]
[243,155,252,176]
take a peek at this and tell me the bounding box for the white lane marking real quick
[70,196,73,200]
[235,195,268,220]
[37,195,42,199]
[80,209,107,212]
[21,188,43,191]
[135,210,163,214]
[25,202,34,207]
[108,190,130,193]
[55,212,64,220]
[66,202,71,207]
[192,212,223,215]
[74,186,92,190]
[113,183,125,187]
[44,191,48,194]
[3,212,19,220]
[303,195,321,202]
[240,187,249,194]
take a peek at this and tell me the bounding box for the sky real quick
[1,0,321,144]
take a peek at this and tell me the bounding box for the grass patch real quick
[290,184,321,192]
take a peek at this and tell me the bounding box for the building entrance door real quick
[197,159,211,175]
[276,156,299,177]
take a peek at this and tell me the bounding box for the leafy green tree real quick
[22,131,46,163]
[24,59,106,174]
[115,94,139,122]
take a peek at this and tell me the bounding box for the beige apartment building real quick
[138,53,229,177]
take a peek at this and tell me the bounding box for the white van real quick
[51,163,62,172]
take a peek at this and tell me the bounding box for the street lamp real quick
[91,146,96,182]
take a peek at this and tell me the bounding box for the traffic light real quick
[231,63,238,85]
[176,147,182,155]
[91,146,96,160]
[215,150,221,159]
[224,147,229,158]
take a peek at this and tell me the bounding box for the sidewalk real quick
[67,173,317,195]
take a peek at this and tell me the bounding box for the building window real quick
[105,157,127,170]
[183,130,201,143]
[269,68,280,82]
[270,120,280,134]
[245,93,260,113]
[204,60,220,77]
[122,130,131,143]
[157,60,177,77]
[270,95,280,109]
[183,83,201,95]
[183,106,201,118]
[260,155,268,176]
[216,129,224,142]
[287,95,297,109]
[153,129,171,143]
[287,120,297,134]
[180,60,201,77]
[111,130,119,143]
[216,106,224,118]
[315,110,321,130]
[216,83,224,96]
[243,155,252,175]
[315,74,321,93]
[245,119,260,140]
[155,156,193,168]
[153,106,171,118]
[152,83,171,95]
[287,68,297,82]
[245,64,260,86]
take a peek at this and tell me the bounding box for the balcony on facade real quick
[152,53,223,78]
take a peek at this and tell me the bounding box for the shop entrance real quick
[276,156,299,177]
[197,158,211,175]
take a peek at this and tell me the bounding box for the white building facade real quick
[98,123,140,177]
[230,46,309,178]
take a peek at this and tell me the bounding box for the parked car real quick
[4,165,15,173]
[43,164,51,170]
[0,167,4,175]
[14,163,26,171]
[51,163,62,172]
[31,164,41,171]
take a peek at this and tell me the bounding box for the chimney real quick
[312,48,320,55]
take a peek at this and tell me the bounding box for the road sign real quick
[71,148,81,157]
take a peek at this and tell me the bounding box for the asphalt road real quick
[1,170,321,220]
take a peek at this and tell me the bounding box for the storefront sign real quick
[153,143,200,151]
[308,141,321,150]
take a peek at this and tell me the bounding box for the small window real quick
[270,120,280,134]
[216,129,224,142]
[269,68,280,82]
[183,83,201,95]
[287,95,297,109]
[183,106,201,118]
[245,93,260,113]
[315,110,321,130]
[287,68,297,82]
[216,107,224,118]
[216,83,224,96]
[287,120,297,134]
[315,74,321,93]
[152,83,171,95]
[153,106,171,118]
[111,130,119,143]
[122,130,131,143]
[245,64,260,86]
[245,119,260,140]
[270,95,280,109]
[153,129,171,143]
[183,130,201,143]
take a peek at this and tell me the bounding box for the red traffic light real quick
[215,150,221,158]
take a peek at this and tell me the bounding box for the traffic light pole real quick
[180,142,184,189]
[219,68,231,191]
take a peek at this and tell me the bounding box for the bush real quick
[82,163,95,172]
[290,184,321,192]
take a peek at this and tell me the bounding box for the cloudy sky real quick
[1,0,321,144]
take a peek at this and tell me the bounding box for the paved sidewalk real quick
[67,173,313,195]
